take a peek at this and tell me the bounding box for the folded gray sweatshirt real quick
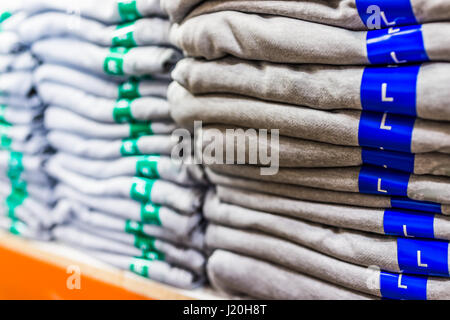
[207,225,450,300]
[37,82,170,123]
[53,225,202,289]
[73,214,205,252]
[47,130,176,159]
[53,184,199,223]
[85,249,203,289]
[52,202,205,273]
[52,152,197,186]
[34,64,169,99]
[67,198,201,237]
[207,250,373,300]
[213,186,450,241]
[0,52,37,72]
[46,159,203,214]
[0,71,33,97]
[44,107,176,139]
[200,125,450,176]
[18,12,171,47]
[207,163,450,205]
[170,11,450,65]
[162,0,450,29]
[0,95,41,109]
[0,215,51,240]
[21,0,166,24]
[32,38,182,77]
[0,106,41,126]
[169,82,450,154]
[174,58,450,122]
[204,192,450,278]
[206,169,450,215]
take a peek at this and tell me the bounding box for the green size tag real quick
[136,155,160,178]
[0,11,12,24]
[113,99,134,123]
[129,259,149,278]
[129,177,155,202]
[134,234,156,251]
[140,202,161,225]
[120,138,141,156]
[125,220,144,234]
[6,191,26,220]
[0,135,12,150]
[103,47,130,76]
[0,105,8,123]
[141,250,165,261]
[112,22,137,47]
[129,122,153,138]
[118,77,140,99]
[9,223,22,236]
[8,152,24,179]
[118,0,142,22]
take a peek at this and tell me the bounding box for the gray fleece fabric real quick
[206,169,450,215]
[32,38,182,77]
[207,250,373,300]
[52,201,205,273]
[200,125,450,177]
[20,0,166,24]
[18,12,171,47]
[53,183,200,219]
[206,163,450,205]
[45,158,203,214]
[169,11,450,65]
[51,152,198,186]
[169,82,450,154]
[37,82,171,123]
[213,186,450,241]
[207,225,450,300]
[53,225,203,289]
[174,58,450,122]
[162,0,450,29]
[72,213,205,252]
[34,64,170,99]
[44,107,176,139]
[204,192,450,278]
[47,130,176,159]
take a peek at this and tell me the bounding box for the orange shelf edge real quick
[0,231,198,300]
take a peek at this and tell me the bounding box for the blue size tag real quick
[361,148,415,173]
[384,209,435,239]
[380,272,427,300]
[397,238,449,276]
[361,65,420,116]
[356,0,417,29]
[367,25,429,65]
[358,111,415,152]
[359,165,410,196]
[391,197,442,214]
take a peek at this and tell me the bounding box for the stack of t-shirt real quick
[18,0,207,289]
[0,3,53,240]
[164,0,450,299]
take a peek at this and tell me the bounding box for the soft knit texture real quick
[162,0,450,29]
[170,11,450,65]
[169,82,450,154]
[174,58,450,122]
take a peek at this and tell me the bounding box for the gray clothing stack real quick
[0,6,53,241]
[16,0,207,289]
[164,0,450,299]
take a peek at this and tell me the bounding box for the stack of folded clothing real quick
[20,0,207,289]
[164,0,450,299]
[0,4,53,240]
